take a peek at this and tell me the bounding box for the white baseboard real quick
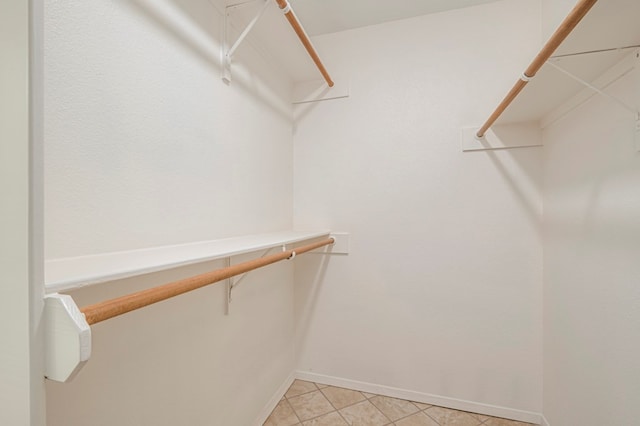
[254,371,296,426]
[296,371,542,425]
[541,414,551,426]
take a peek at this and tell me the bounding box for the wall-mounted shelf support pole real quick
[222,0,271,84]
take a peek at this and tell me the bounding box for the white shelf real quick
[45,230,330,293]
[496,0,640,126]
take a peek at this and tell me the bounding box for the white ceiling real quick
[289,0,502,36]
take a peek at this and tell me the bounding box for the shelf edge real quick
[45,230,331,293]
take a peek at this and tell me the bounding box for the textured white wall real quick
[44,0,293,259]
[541,0,578,40]
[543,59,640,426]
[293,0,544,416]
[44,1,295,425]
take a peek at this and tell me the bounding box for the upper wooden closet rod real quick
[80,237,335,325]
[275,0,334,87]
[476,0,598,138]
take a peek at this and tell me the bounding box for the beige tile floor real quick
[264,380,537,426]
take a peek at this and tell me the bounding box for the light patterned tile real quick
[316,383,330,389]
[411,401,432,410]
[264,399,300,426]
[362,392,377,399]
[302,411,348,426]
[289,390,335,422]
[286,380,319,399]
[320,386,366,410]
[395,411,440,426]
[468,412,490,422]
[424,406,482,426]
[369,395,419,421]
[483,417,536,426]
[339,400,391,426]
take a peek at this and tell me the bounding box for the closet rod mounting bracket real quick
[44,294,92,382]
[222,0,271,85]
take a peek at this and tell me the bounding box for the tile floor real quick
[264,380,537,426]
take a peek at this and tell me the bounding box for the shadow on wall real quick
[484,146,542,231]
[295,251,333,359]
[292,82,335,133]
[546,115,640,251]
[125,0,293,121]
[465,122,543,231]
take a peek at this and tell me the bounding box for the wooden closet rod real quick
[80,237,335,325]
[275,0,334,87]
[476,0,598,138]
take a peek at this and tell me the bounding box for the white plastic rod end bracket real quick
[44,293,91,382]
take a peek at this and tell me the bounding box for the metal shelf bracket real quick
[225,246,276,315]
[222,0,271,84]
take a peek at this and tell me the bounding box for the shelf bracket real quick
[546,59,639,118]
[547,54,640,151]
[225,247,276,315]
[222,0,271,85]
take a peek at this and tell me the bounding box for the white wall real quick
[293,0,544,418]
[0,1,45,424]
[45,0,293,259]
[44,1,296,424]
[541,0,578,40]
[542,57,640,426]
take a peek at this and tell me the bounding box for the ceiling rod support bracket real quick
[545,59,639,117]
[222,0,271,85]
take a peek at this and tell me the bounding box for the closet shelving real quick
[224,0,333,85]
[44,230,343,383]
[45,230,332,293]
[476,0,640,140]
[43,0,340,385]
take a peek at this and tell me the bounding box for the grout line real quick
[336,410,350,426]
[317,385,381,425]
[364,393,393,425]
[368,395,414,425]
[330,398,352,426]
[315,386,341,424]
[287,398,303,425]
[284,381,320,401]
[423,408,444,426]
